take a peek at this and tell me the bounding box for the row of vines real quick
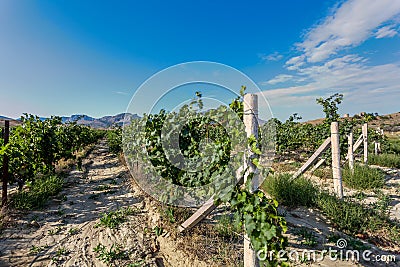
[115,90,399,266]
[274,94,391,159]
[0,114,104,191]
[2,90,394,265]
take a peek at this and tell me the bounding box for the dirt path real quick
[0,140,160,267]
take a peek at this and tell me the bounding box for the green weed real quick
[296,227,318,247]
[95,184,111,191]
[12,175,64,210]
[153,226,163,236]
[262,173,318,208]
[48,226,62,235]
[95,207,135,229]
[29,245,48,255]
[51,247,68,263]
[68,227,80,235]
[369,153,400,168]
[93,243,125,264]
[215,214,242,239]
[342,164,385,190]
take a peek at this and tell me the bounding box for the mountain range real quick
[0,113,140,128]
[61,113,141,128]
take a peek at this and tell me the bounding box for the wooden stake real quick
[2,120,9,207]
[292,137,331,180]
[362,123,368,164]
[345,134,362,160]
[243,94,259,267]
[331,122,343,199]
[179,167,244,232]
[374,141,380,155]
[178,197,216,232]
[310,158,326,173]
[348,131,354,173]
[353,135,363,155]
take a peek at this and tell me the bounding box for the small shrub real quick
[262,173,318,208]
[316,192,372,234]
[387,138,400,154]
[12,175,64,210]
[369,153,400,168]
[342,164,385,190]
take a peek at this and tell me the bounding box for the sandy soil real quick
[0,140,208,267]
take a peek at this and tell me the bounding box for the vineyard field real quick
[0,94,399,267]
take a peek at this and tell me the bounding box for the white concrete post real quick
[362,123,368,164]
[243,94,259,267]
[348,131,354,174]
[331,122,343,198]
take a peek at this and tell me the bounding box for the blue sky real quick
[1,0,399,121]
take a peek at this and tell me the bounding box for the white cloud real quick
[375,25,398,38]
[285,55,306,70]
[259,52,283,61]
[259,0,400,119]
[260,74,294,85]
[261,55,400,114]
[292,0,400,64]
[113,91,129,95]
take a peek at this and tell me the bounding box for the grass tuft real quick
[215,214,242,239]
[11,175,64,210]
[316,192,373,234]
[342,164,385,190]
[262,173,318,208]
[261,171,400,245]
[369,153,400,168]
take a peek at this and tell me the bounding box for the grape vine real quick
[0,114,104,189]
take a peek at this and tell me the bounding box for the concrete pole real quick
[331,122,343,199]
[348,131,354,174]
[243,94,259,267]
[362,123,368,164]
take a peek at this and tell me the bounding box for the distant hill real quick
[62,113,140,128]
[305,112,400,133]
[0,115,12,120]
[1,113,140,129]
[0,117,22,127]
